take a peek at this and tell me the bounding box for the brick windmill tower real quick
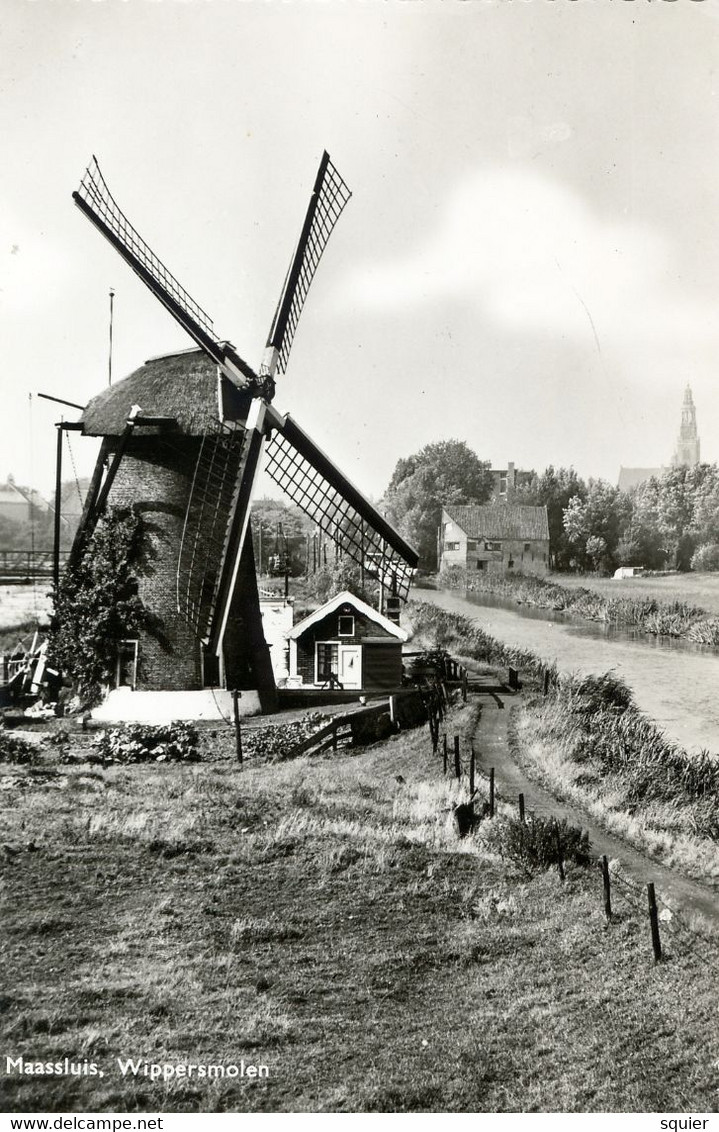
[69,154,418,713]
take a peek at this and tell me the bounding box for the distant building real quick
[439,504,550,576]
[489,461,533,504]
[0,476,52,526]
[617,467,667,493]
[618,385,702,492]
[672,384,701,468]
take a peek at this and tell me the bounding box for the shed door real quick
[339,645,362,689]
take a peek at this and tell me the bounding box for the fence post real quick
[232,690,243,767]
[554,820,565,881]
[489,768,495,818]
[647,883,662,962]
[602,856,612,921]
[462,668,468,702]
[543,669,550,697]
[469,744,475,796]
[518,793,525,823]
[443,734,448,775]
[454,734,461,780]
[389,694,398,726]
[332,720,338,751]
[508,666,519,692]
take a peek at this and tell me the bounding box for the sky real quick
[2,0,719,505]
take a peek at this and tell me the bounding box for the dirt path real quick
[474,694,719,932]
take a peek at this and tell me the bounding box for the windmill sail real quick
[263,152,351,378]
[263,409,418,599]
[176,419,248,643]
[73,156,257,389]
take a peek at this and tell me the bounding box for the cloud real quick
[338,167,719,352]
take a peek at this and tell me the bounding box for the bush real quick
[690,543,719,572]
[0,730,40,765]
[242,713,331,762]
[93,721,200,765]
[489,815,591,873]
[566,671,633,713]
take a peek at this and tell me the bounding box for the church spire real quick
[672,385,701,467]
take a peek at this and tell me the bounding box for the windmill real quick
[69,152,418,712]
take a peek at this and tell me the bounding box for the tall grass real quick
[407,600,557,687]
[438,567,719,646]
[547,672,719,839]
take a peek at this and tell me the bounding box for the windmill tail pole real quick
[108,288,115,386]
[53,423,63,591]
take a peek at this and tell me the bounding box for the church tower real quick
[672,385,701,468]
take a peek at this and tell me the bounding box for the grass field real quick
[549,571,719,616]
[2,702,719,1113]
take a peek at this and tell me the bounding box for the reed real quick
[438,567,719,646]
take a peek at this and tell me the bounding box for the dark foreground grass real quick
[2,705,719,1113]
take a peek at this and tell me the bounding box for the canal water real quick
[417,587,719,757]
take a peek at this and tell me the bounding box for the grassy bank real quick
[438,566,719,646]
[406,599,556,687]
[410,600,719,889]
[3,701,719,1112]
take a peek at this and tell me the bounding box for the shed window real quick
[485,540,501,552]
[445,541,460,551]
[317,643,339,680]
[524,543,531,552]
[338,615,355,637]
[467,540,477,552]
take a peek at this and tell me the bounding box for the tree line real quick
[380,440,719,574]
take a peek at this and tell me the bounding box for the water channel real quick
[416,586,719,757]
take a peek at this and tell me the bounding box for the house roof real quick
[444,504,549,541]
[0,480,52,514]
[287,590,408,642]
[617,467,667,492]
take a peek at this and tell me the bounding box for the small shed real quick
[286,591,407,692]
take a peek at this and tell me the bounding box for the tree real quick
[515,466,587,570]
[563,479,632,573]
[250,498,314,576]
[382,440,493,570]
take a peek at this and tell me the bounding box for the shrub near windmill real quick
[58,154,417,713]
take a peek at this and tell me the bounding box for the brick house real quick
[439,504,550,575]
[287,591,407,692]
[488,461,533,504]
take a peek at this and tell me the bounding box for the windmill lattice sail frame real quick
[263,413,417,600]
[265,152,352,377]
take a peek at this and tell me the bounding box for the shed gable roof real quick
[444,504,549,541]
[287,590,407,641]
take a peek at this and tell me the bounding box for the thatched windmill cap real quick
[80,348,247,437]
